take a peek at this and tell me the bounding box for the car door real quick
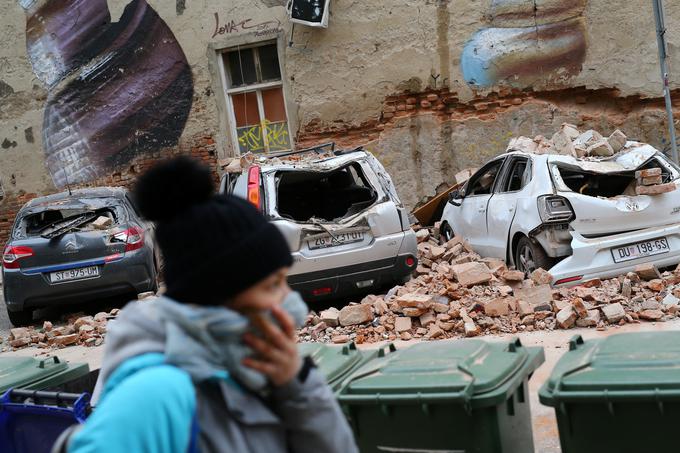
[450,157,506,255]
[485,156,532,259]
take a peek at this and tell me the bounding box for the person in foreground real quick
[66,157,358,453]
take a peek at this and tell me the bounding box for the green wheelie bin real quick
[337,338,544,453]
[0,356,90,393]
[298,342,381,391]
[540,332,680,453]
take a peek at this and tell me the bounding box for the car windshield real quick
[16,198,126,239]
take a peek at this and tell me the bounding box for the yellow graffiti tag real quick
[237,120,290,153]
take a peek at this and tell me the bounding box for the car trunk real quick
[266,158,405,257]
[551,152,680,236]
[13,200,128,269]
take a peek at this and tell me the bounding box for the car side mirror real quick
[448,188,464,206]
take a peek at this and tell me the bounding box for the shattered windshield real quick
[16,198,126,239]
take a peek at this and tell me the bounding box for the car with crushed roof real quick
[2,188,159,326]
[439,141,680,286]
[221,145,418,302]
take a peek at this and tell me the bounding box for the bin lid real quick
[338,338,540,407]
[298,342,365,384]
[541,332,680,405]
[0,356,69,392]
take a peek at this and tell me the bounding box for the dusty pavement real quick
[2,295,677,453]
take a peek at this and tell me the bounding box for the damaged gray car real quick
[221,145,418,302]
[2,188,159,326]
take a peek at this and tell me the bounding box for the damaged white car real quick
[221,145,418,301]
[440,142,680,286]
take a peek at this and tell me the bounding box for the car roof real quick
[21,187,128,211]
[254,150,369,171]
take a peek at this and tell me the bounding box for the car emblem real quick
[63,240,80,254]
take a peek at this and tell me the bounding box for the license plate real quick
[307,231,366,250]
[49,265,100,283]
[611,237,670,263]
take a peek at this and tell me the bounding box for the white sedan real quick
[439,143,680,286]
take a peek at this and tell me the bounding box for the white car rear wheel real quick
[515,236,554,276]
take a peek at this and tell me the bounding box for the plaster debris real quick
[298,225,680,345]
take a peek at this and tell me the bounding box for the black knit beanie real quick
[133,156,293,305]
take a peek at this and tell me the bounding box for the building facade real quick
[1,0,680,244]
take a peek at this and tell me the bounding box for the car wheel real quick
[515,236,555,276]
[7,309,33,327]
[440,223,454,244]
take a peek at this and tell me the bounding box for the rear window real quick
[15,198,126,239]
[276,163,378,222]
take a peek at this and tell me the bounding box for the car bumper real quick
[288,253,417,302]
[550,223,680,286]
[2,248,155,312]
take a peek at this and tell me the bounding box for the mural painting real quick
[461,0,587,88]
[20,0,194,188]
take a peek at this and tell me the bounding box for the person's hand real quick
[242,305,302,387]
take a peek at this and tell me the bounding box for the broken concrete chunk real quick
[663,293,680,306]
[400,331,413,341]
[576,309,601,327]
[574,130,603,148]
[415,229,430,243]
[636,183,677,196]
[395,317,412,333]
[396,293,433,310]
[560,123,581,140]
[332,335,350,344]
[602,303,626,323]
[530,268,553,285]
[507,136,538,153]
[419,311,436,327]
[454,169,475,185]
[556,305,576,329]
[572,298,589,318]
[586,139,615,157]
[339,304,373,326]
[428,246,446,260]
[451,262,492,287]
[320,307,340,327]
[484,298,511,317]
[10,327,30,340]
[73,317,94,330]
[403,307,428,317]
[10,337,31,348]
[501,270,525,282]
[49,333,78,346]
[641,175,663,186]
[92,216,112,230]
[607,129,627,153]
[552,129,577,156]
[635,167,662,179]
[639,309,664,321]
[514,285,553,312]
[635,263,661,281]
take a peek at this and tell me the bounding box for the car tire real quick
[515,236,555,276]
[440,223,454,244]
[7,309,33,327]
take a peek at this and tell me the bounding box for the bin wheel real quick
[8,308,33,327]
[515,236,554,276]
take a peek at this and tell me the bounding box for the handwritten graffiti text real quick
[212,14,282,39]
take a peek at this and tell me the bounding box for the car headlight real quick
[538,195,575,223]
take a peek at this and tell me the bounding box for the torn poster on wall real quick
[21,0,194,188]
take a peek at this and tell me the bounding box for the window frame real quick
[465,158,506,197]
[497,156,532,194]
[219,41,293,155]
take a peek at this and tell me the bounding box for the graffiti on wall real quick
[212,14,282,39]
[21,0,194,188]
[237,120,291,154]
[461,0,587,88]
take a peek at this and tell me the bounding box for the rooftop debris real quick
[299,225,680,344]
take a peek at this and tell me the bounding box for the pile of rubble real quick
[4,309,119,352]
[2,291,157,352]
[299,228,680,344]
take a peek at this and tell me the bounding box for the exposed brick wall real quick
[0,134,218,249]
[296,86,680,149]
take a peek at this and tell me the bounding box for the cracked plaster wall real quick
[1,0,680,209]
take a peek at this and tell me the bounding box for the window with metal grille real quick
[222,42,292,154]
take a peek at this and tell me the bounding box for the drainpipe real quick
[653,0,679,163]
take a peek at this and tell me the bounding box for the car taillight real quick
[247,166,262,210]
[2,245,34,269]
[538,195,575,223]
[555,276,583,285]
[405,255,416,268]
[113,226,145,252]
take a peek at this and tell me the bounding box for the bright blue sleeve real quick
[68,364,196,453]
